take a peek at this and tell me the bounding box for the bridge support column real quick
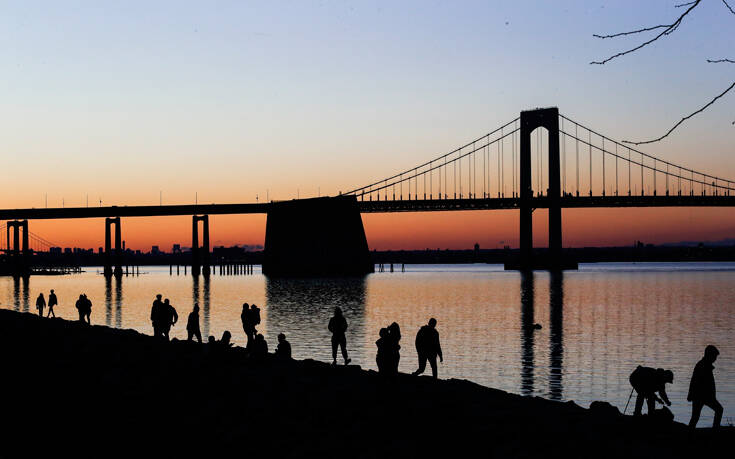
[5,220,30,276]
[104,217,122,277]
[192,215,210,276]
[263,196,373,276]
[512,107,568,270]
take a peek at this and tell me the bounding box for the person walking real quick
[328,307,351,366]
[47,289,58,318]
[628,366,673,417]
[82,294,92,324]
[160,298,178,341]
[412,318,443,379]
[688,345,723,428]
[187,305,202,343]
[35,293,46,317]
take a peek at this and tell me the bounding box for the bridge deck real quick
[0,195,734,220]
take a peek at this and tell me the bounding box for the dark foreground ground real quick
[0,309,731,458]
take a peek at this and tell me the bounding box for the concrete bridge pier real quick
[104,217,122,277]
[263,196,373,276]
[192,215,210,276]
[5,220,30,275]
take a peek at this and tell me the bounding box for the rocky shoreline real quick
[0,309,730,457]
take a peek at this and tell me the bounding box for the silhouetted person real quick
[688,345,723,428]
[629,366,673,417]
[376,327,390,374]
[275,333,291,360]
[412,318,443,379]
[47,289,57,318]
[75,294,86,323]
[150,294,165,338]
[160,298,178,340]
[220,331,233,348]
[328,307,351,366]
[252,333,268,358]
[250,304,261,335]
[82,294,92,324]
[241,303,254,348]
[35,293,46,317]
[388,322,401,374]
[187,305,202,343]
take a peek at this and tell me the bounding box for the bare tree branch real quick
[723,0,735,15]
[675,2,697,7]
[622,80,735,145]
[590,0,701,65]
[707,58,735,63]
[593,25,670,39]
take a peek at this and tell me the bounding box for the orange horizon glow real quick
[9,207,735,253]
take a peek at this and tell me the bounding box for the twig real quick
[591,0,701,65]
[622,80,735,145]
[723,0,735,15]
[675,1,697,7]
[593,25,669,39]
[707,58,735,63]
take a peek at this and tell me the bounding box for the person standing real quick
[75,294,86,323]
[187,305,202,343]
[35,293,46,317]
[160,298,178,341]
[688,345,723,428]
[47,289,58,318]
[412,318,443,379]
[328,307,351,366]
[240,303,254,348]
[150,294,165,338]
[82,294,92,324]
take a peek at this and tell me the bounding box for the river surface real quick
[2,262,733,425]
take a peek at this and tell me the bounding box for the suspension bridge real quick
[1,107,733,275]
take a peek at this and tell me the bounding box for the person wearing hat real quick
[628,365,674,416]
[688,345,723,428]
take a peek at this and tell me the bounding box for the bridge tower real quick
[104,217,123,277]
[5,220,30,276]
[519,107,562,269]
[192,215,210,276]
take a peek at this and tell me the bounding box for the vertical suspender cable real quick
[602,137,606,196]
[576,124,580,196]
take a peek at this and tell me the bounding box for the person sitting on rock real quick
[220,331,234,348]
[186,305,201,343]
[328,307,351,366]
[35,293,46,317]
[47,289,58,318]
[251,333,268,358]
[688,345,723,428]
[628,366,673,416]
[275,333,291,360]
[412,318,443,379]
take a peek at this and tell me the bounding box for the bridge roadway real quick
[1,195,735,220]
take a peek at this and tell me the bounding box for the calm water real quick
[2,262,733,424]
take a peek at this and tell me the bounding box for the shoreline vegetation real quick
[0,309,731,457]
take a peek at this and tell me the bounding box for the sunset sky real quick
[2,1,733,251]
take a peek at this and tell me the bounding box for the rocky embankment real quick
[0,309,730,457]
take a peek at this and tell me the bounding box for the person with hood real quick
[688,345,723,428]
[35,293,46,317]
